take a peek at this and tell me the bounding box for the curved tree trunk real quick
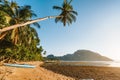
[0,16,60,33]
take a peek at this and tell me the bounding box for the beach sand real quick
[0,61,74,80]
[0,61,120,80]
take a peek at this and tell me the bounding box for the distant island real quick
[47,50,113,61]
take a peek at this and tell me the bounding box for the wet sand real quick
[0,61,120,80]
[42,62,120,80]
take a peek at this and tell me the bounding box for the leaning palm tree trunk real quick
[0,16,61,33]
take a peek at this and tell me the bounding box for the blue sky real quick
[13,0,120,60]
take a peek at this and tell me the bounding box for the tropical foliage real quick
[0,0,43,62]
[53,0,78,26]
[0,0,77,62]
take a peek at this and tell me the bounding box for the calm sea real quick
[59,61,120,67]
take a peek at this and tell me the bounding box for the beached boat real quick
[4,63,35,68]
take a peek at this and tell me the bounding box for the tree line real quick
[0,0,77,62]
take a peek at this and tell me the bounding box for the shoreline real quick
[45,60,120,68]
[42,62,120,80]
[0,61,120,80]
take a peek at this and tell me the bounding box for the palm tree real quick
[53,0,78,26]
[0,0,40,44]
[0,0,43,61]
[0,0,77,61]
[0,0,77,33]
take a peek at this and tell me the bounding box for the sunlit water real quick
[109,61,120,67]
[59,61,120,67]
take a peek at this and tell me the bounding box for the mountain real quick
[47,50,113,61]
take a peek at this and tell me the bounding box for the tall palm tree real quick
[53,0,78,26]
[0,0,77,33]
[0,0,43,61]
[0,0,40,44]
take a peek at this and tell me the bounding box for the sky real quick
[12,0,120,60]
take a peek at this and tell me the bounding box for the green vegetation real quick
[0,0,44,62]
[0,0,77,62]
[53,0,77,26]
[45,54,59,61]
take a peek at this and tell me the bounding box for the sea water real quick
[109,60,120,67]
[59,61,120,67]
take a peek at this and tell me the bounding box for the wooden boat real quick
[4,63,35,68]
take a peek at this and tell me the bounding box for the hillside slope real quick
[57,50,113,61]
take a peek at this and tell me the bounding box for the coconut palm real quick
[53,0,78,26]
[0,0,40,44]
[0,0,77,33]
[0,0,77,61]
[0,0,42,61]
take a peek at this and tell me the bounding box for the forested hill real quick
[47,50,113,61]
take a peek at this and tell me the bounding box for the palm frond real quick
[24,5,31,9]
[69,13,76,22]
[32,22,40,28]
[10,1,18,8]
[53,6,63,10]
[31,12,37,17]
[64,0,67,4]
[55,17,62,23]
[70,10,78,15]
[53,0,77,26]
[68,0,72,4]
[67,14,73,23]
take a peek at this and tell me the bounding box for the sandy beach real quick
[0,61,74,80]
[0,61,120,80]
